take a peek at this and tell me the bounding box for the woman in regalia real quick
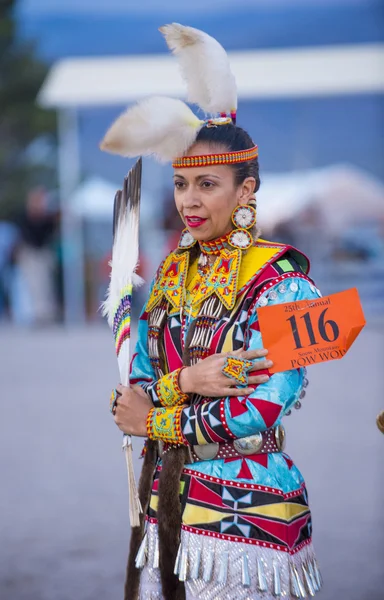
[103,23,323,600]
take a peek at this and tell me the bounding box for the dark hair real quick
[195,123,260,192]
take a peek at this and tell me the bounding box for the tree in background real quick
[0,0,56,220]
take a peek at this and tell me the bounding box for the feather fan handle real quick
[160,23,237,115]
[100,96,204,162]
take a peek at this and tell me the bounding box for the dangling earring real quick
[228,204,256,250]
[232,204,257,229]
[178,228,196,250]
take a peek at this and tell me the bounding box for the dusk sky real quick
[19,0,370,14]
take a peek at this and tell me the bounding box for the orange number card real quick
[257,287,366,373]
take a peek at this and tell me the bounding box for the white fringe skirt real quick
[137,521,322,600]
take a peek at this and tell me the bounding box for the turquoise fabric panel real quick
[225,277,321,438]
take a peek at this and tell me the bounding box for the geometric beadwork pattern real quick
[146,251,189,312]
[181,399,236,445]
[172,145,259,169]
[155,368,189,407]
[149,467,312,553]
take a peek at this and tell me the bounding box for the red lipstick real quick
[185,216,207,228]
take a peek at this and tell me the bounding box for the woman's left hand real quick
[113,384,153,436]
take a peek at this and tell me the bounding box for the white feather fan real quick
[101,209,142,328]
[100,96,204,162]
[101,160,144,527]
[160,23,237,115]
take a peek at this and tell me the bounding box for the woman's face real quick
[173,142,256,242]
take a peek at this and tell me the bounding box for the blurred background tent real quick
[69,177,118,221]
[259,164,384,234]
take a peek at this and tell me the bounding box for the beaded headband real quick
[172,145,259,169]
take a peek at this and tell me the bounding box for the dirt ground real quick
[0,323,383,600]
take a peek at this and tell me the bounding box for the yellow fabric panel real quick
[241,501,310,521]
[185,257,199,288]
[154,496,309,523]
[146,251,190,312]
[236,242,283,291]
[182,503,232,526]
[195,421,209,446]
[221,324,236,353]
[149,481,184,513]
[186,243,283,296]
[150,495,159,513]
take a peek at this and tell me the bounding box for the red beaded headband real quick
[172,145,259,169]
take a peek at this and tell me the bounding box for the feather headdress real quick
[100,96,204,162]
[160,23,237,116]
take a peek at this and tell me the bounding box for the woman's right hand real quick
[179,348,272,398]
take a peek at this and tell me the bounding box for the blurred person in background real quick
[0,220,19,321]
[103,25,323,600]
[15,186,59,326]
[334,222,384,262]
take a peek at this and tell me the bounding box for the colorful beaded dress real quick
[129,233,323,600]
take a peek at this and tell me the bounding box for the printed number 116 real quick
[287,308,339,350]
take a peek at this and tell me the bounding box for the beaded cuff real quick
[146,405,186,445]
[155,368,189,407]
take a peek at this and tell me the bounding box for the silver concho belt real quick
[191,425,286,462]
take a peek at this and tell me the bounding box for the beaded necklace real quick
[147,231,243,377]
[197,231,232,275]
[198,231,232,255]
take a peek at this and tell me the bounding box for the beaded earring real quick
[228,204,257,250]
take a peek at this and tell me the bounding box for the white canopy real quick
[39,43,384,107]
[69,177,118,219]
[68,176,159,222]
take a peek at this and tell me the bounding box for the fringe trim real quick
[137,522,322,598]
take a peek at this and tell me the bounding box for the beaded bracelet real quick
[155,367,189,408]
[146,405,186,445]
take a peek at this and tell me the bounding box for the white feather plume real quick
[100,96,204,161]
[101,206,142,330]
[160,23,237,115]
